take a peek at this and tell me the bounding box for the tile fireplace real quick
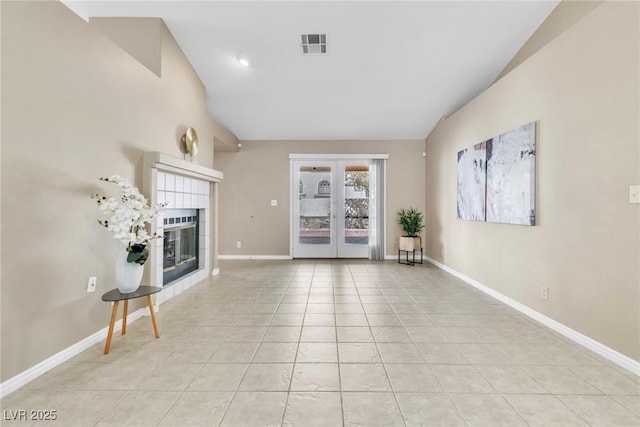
[143,151,222,306]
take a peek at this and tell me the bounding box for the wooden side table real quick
[101,286,162,354]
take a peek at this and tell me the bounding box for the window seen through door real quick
[318,180,331,197]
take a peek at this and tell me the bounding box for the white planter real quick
[115,254,144,293]
[399,236,422,251]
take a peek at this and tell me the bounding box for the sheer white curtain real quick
[368,159,386,260]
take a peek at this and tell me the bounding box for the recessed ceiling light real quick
[236,54,250,67]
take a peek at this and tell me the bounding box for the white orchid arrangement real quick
[91,175,166,265]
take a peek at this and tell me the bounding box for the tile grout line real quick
[358,265,408,426]
[393,267,470,425]
[278,261,312,427]
[216,266,289,427]
[335,264,353,427]
[91,389,130,427]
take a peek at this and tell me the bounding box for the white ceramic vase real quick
[115,254,143,293]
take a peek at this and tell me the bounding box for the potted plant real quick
[91,175,166,293]
[397,207,424,251]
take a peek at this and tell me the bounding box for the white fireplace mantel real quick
[143,151,223,183]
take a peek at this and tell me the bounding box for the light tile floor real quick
[2,260,639,426]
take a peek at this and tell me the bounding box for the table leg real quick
[122,300,128,335]
[104,301,120,354]
[146,295,160,338]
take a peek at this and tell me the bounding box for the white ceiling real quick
[63,1,558,141]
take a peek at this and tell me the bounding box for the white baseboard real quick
[219,255,292,260]
[0,308,146,399]
[424,255,640,376]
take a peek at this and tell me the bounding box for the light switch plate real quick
[271,200,278,206]
[630,185,640,204]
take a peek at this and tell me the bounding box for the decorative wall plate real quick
[184,127,198,157]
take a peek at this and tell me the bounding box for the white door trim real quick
[289,153,388,160]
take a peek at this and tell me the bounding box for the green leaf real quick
[397,207,424,237]
[126,245,149,265]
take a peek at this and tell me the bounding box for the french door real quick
[292,159,370,258]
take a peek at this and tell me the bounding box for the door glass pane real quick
[299,166,332,245]
[344,166,369,245]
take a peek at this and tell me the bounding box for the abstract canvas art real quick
[486,122,536,226]
[456,122,536,226]
[457,141,487,221]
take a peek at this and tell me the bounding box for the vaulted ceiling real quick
[62,1,558,140]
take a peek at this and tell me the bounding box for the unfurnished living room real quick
[1,1,639,426]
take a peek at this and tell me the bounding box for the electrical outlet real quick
[236,241,242,248]
[271,200,278,207]
[629,185,640,204]
[541,286,549,300]
[87,276,97,293]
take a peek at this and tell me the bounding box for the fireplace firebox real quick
[163,209,199,285]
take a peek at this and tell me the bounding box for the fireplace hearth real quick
[163,209,199,285]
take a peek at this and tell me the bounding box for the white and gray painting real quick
[486,122,536,226]
[457,141,487,221]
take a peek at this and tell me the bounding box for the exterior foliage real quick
[345,199,369,230]
[345,170,369,230]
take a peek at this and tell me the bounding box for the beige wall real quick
[90,17,162,77]
[1,1,234,381]
[425,2,639,360]
[215,140,426,257]
[495,0,602,82]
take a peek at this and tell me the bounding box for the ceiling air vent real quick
[301,34,327,55]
